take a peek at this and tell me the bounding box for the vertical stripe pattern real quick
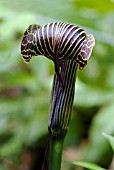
[48,60,77,139]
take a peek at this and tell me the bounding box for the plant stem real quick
[49,138,64,170]
[48,60,78,170]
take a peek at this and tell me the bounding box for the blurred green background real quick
[0,0,114,170]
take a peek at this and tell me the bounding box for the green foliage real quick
[84,103,114,167]
[0,0,114,169]
[103,133,114,152]
[73,161,107,170]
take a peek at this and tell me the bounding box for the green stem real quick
[48,60,77,170]
[49,138,64,170]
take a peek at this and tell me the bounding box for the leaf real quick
[84,103,114,167]
[73,161,107,170]
[74,80,114,107]
[103,133,114,152]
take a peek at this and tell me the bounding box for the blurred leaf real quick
[73,161,107,170]
[85,103,114,167]
[73,0,114,13]
[0,136,23,156]
[74,80,114,107]
[103,133,114,152]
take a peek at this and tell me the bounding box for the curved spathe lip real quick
[80,34,95,60]
[22,55,31,63]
